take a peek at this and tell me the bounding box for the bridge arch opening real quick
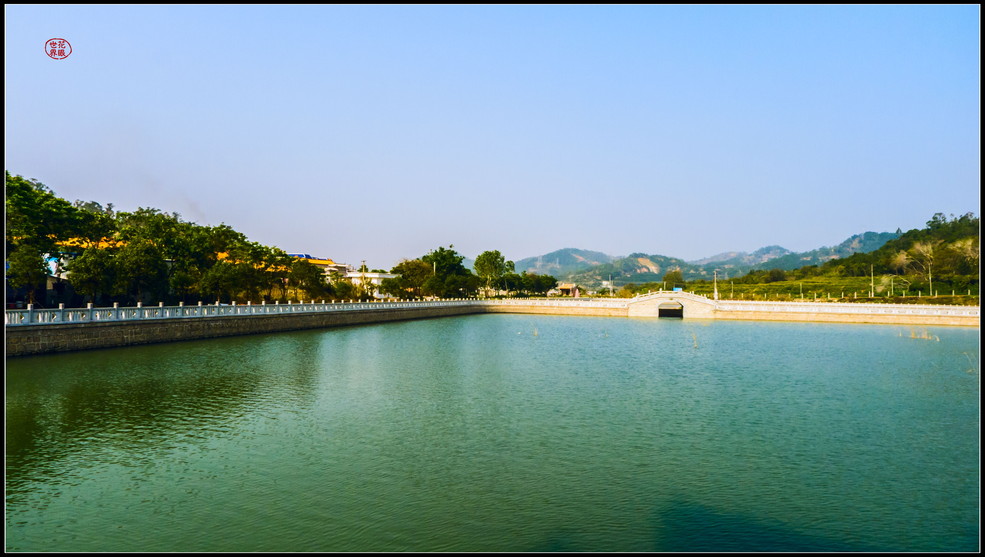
[658,302,684,318]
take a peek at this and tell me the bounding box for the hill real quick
[541,231,901,289]
[514,248,617,277]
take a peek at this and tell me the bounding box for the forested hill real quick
[554,230,902,288]
[750,231,902,272]
[514,248,616,277]
[812,213,979,278]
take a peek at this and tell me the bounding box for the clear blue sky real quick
[5,5,980,269]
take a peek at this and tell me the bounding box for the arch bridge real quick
[626,291,719,319]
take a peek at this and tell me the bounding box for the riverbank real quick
[5,297,978,357]
[5,304,477,357]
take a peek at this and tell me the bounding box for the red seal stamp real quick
[45,38,72,60]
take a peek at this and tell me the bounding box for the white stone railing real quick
[714,300,980,317]
[3,299,478,326]
[6,296,978,326]
[475,298,632,309]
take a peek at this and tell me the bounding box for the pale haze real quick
[5,5,980,270]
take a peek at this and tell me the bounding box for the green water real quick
[5,315,980,552]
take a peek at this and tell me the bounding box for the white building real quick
[344,270,398,299]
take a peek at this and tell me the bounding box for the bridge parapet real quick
[627,291,718,318]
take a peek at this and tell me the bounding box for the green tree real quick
[389,258,433,298]
[5,172,86,304]
[5,243,49,304]
[333,280,356,301]
[379,276,410,299]
[5,172,80,254]
[499,272,524,294]
[71,200,117,247]
[420,245,478,298]
[662,268,685,289]
[474,250,514,295]
[766,269,787,283]
[64,248,116,304]
[113,240,169,303]
[521,272,557,295]
[289,258,329,300]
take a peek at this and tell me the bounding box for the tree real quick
[288,258,329,300]
[6,173,87,305]
[889,251,909,275]
[474,250,514,295]
[947,237,979,275]
[473,250,514,290]
[663,268,685,289]
[5,243,49,304]
[909,240,942,295]
[5,172,80,255]
[499,272,524,294]
[333,280,356,301]
[379,276,411,299]
[71,200,117,247]
[420,245,478,298]
[421,245,469,277]
[616,284,636,298]
[64,248,116,304]
[521,272,557,295]
[113,240,169,303]
[390,259,433,298]
[766,269,787,283]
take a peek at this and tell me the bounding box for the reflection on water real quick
[5,316,980,551]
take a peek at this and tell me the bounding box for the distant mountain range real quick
[512,231,900,288]
[513,248,617,278]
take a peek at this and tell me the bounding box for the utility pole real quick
[870,264,874,298]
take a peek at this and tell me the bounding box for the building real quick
[287,254,350,276]
[557,283,581,297]
[288,254,398,299]
[344,270,398,299]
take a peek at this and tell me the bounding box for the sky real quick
[5,5,980,270]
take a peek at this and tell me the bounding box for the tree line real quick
[734,212,980,295]
[612,212,978,300]
[379,247,557,299]
[5,172,557,307]
[6,172,340,306]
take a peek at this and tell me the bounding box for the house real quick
[344,269,398,299]
[557,283,581,297]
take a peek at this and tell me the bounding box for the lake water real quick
[5,315,980,552]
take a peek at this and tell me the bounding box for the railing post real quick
[58,303,65,323]
[114,302,120,320]
[27,303,34,324]
[88,302,94,322]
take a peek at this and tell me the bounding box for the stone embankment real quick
[5,302,477,357]
[6,295,979,356]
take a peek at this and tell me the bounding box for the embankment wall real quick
[5,305,479,357]
[6,301,978,357]
[480,304,626,317]
[709,309,977,327]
